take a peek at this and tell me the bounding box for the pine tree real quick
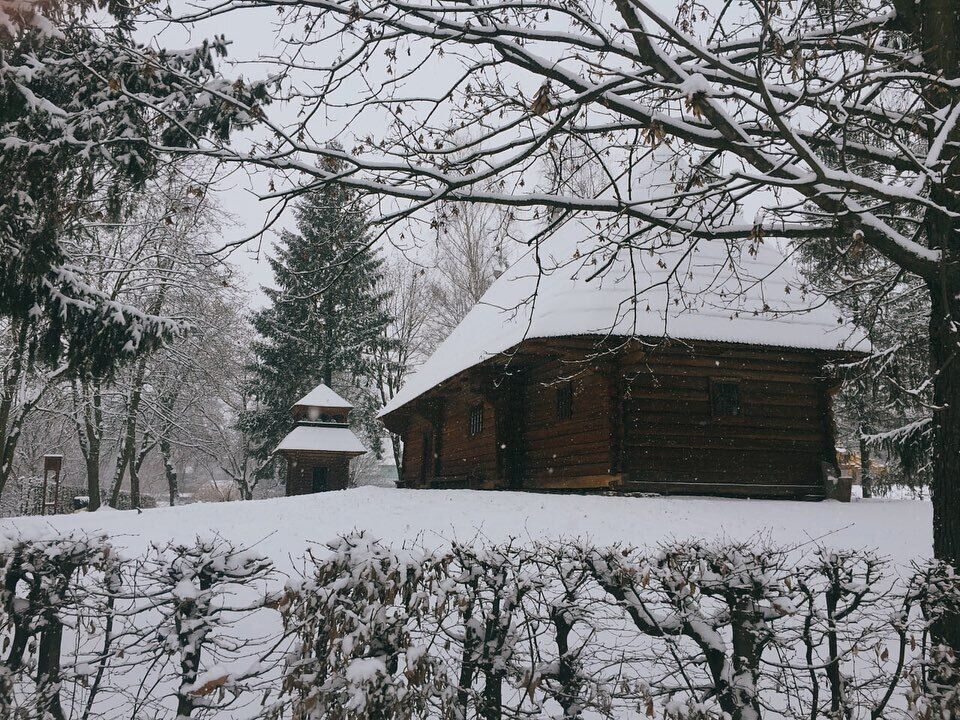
[241,182,393,477]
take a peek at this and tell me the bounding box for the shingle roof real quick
[380,220,867,418]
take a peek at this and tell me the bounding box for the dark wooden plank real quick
[621,479,825,499]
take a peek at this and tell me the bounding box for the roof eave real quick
[378,333,870,420]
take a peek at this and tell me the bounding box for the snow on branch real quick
[2,532,960,717]
[158,0,955,285]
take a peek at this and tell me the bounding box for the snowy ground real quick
[0,488,935,719]
[0,487,932,570]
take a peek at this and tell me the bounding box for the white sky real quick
[147,0,756,309]
[147,1,476,307]
[148,6,291,306]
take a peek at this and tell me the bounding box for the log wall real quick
[390,339,838,499]
[400,415,429,486]
[285,452,351,496]
[399,393,498,488]
[433,391,497,487]
[618,345,833,498]
[522,361,613,487]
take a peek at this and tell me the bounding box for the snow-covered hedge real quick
[1,532,958,719]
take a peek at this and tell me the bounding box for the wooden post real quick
[41,455,63,516]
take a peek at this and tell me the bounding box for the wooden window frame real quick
[556,381,574,421]
[468,403,484,437]
[710,378,742,419]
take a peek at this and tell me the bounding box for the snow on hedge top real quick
[293,384,353,410]
[275,425,366,454]
[380,220,867,418]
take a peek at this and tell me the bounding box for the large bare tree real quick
[163,0,958,642]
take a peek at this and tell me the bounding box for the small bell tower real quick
[274,384,366,495]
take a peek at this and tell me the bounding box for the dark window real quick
[711,380,741,417]
[311,466,328,493]
[556,381,574,420]
[469,403,484,436]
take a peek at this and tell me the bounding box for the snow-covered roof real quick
[292,384,353,410]
[274,425,366,454]
[380,221,868,418]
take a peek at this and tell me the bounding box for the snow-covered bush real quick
[903,561,960,718]
[2,531,959,719]
[791,549,892,718]
[524,542,614,719]
[438,542,542,720]
[0,532,115,720]
[587,541,798,720]
[143,537,275,718]
[268,533,450,720]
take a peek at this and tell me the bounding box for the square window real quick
[711,380,741,417]
[556,381,573,420]
[469,404,484,436]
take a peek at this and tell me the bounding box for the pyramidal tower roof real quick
[276,383,364,456]
[292,384,353,410]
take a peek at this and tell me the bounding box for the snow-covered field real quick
[1,487,932,568]
[0,489,941,719]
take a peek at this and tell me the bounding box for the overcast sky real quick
[148,0,756,310]
[147,6,288,306]
[148,1,460,307]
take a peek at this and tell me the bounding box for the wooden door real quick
[419,430,433,485]
[311,466,328,493]
[494,374,526,489]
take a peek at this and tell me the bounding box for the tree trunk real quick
[0,321,30,500]
[917,0,960,656]
[160,436,178,506]
[175,571,213,719]
[322,294,334,387]
[84,453,101,510]
[109,358,149,508]
[128,448,140,509]
[823,586,850,719]
[928,288,960,652]
[107,454,127,509]
[73,381,104,511]
[456,595,479,720]
[550,605,583,719]
[36,614,66,720]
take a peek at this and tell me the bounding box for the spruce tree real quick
[241,182,393,478]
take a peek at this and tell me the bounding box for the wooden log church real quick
[380,227,866,499]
